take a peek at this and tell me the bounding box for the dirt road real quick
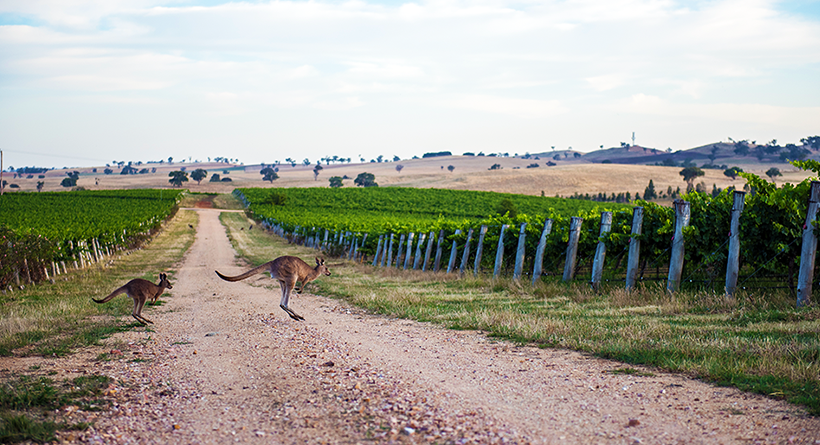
[68,209,819,444]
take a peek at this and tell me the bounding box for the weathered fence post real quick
[446,230,462,273]
[493,224,510,279]
[797,181,820,307]
[512,223,528,280]
[459,228,474,275]
[395,234,405,268]
[414,233,426,270]
[403,233,415,270]
[667,199,691,293]
[473,225,488,277]
[422,232,435,271]
[590,212,613,291]
[384,233,394,267]
[725,191,746,298]
[563,217,583,282]
[372,235,384,266]
[531,219,553,285]
[434,230,445,272]
[625,207,644,291]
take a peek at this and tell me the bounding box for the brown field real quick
[4,155,812,199]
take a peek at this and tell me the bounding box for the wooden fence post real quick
[459,228,474,275]
[403,233,415,270]
[563,217,583,282]
[531,219,553,285]
[725,191,746,298]
[423,231,435,271]
[797,181,820,307]
[384,233,394,267]
[372,235,383,266]
[512,223,528,280]
[446,229,462,273]
[625,207,644,291]
[667,199,691,293]
[590,212,613,291]
[434,230,445,272]
[493,224,510,279]
[395,234,405,268]
[414,233,426,270]
[474,225,488,277]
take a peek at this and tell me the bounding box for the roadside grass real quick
[0,209,196,358]
[0,208,196,442]
[221,210,820,416]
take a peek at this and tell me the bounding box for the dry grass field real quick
[4,155,813,199]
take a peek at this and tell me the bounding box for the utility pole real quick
[632,132,636,147]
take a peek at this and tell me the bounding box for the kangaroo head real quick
[315,257,331,276]
[159,273,173,289]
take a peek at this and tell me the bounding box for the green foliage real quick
[496,198,518,218]
[260,167,279,183]
[191,168,208,184]
[643,179,657,200]
[328,176,343,188]
[723,166,743,180]
[680,166,705,184]
[766,167,782,181]
[168,171,188,187]
[354,173,378,188]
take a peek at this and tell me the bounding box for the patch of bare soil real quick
[11,209,818,444]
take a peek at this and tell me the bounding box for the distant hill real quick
[524,137,820,170]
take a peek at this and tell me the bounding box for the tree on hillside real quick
[209,174,221,182]
[395,164,404,173]
[313,164,323,181]
[261,167,279,183]
[447,165,455,173]
[286,158,296,167]
[723,166,743,180]
[643,179,657,200]
[168,171,188,187]
[329,176,343,188]
[191,168,208,184]
[354,172,378,187]
[61,171,79,188]
[766,167,782,183]
[36,181,44,192]
[734,141,750,156]
[801,136,820,151]
[680,166,705,188]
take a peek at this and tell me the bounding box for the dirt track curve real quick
[65,208,820,444]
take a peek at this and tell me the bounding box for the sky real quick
[0,0,819,169]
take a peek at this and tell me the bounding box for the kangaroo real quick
[92,273,173,325]
[215,256,330,321]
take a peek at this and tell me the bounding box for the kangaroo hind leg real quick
[278,279,304,321]
[132,296,153,325]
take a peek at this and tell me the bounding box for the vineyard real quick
[0,189,183,288]
[237,163,820,300]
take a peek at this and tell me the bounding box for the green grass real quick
[221,209,820,416]
[0,209,196,357]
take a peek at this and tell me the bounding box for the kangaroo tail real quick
[215,262,272,282]
[93,285,127,304]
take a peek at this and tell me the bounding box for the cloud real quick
[442,94,567,119]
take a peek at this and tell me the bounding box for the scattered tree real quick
[488,164,502,170]
[354,172,378,187]
[680,166,705,186]
[313,164,323,181]
[261,167,279,183]
[168,171,188,187]
[395,164,404,173]
[801,135,820,151]
[393,155,400,162]
[209,174,222,182]
[447,165,455,173]
[36,181,44,192]
[643,179,657,200]
[329,176,343,188]
[723,166,743,180]
[104,168,113,175]
[766,167,782,183]
[191,168,208,184]
[61,171,79,188]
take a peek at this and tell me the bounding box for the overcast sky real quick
[1,0,819,168]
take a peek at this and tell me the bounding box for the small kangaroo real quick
[215,256,330,321]
[92,273,173,325]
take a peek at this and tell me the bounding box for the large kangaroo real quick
[92,273,173,325]
[215,256,330,321]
